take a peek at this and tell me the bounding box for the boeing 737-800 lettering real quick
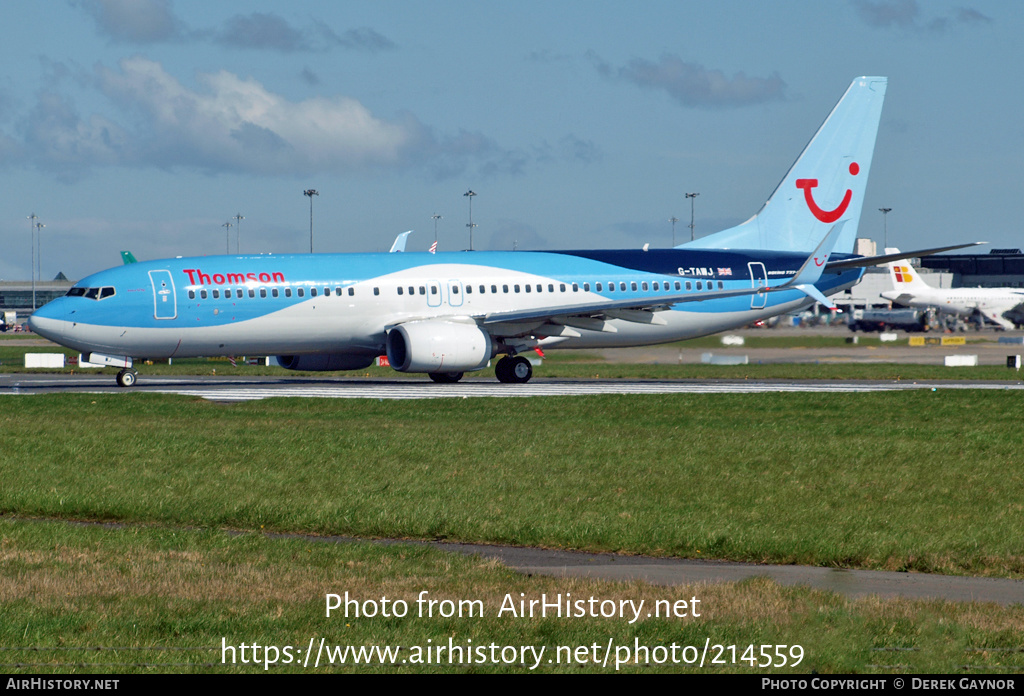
[27,77,975,387]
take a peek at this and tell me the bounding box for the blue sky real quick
[1,0,1020,280]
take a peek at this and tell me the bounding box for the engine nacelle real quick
[386,320,492,373]
[275,354,375,371]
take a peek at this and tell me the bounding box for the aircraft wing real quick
[824,242,985,271]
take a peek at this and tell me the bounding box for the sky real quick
[1,0,1021,281]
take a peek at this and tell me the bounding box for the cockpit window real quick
[67,286,115,300]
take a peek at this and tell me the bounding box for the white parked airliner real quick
[882,248,1024,329]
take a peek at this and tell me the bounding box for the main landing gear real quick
[495,355,532,384]
[115,368,138,388]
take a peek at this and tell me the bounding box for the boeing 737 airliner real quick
[27,77,972,387]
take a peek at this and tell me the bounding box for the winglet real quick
[389,230,413,253]
[785,221,845,287]
[778,221,845,309]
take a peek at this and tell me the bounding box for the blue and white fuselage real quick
[29,248,865,359]
[30,76,899,386]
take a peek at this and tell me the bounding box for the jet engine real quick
[275,354,375,371]
[386,320,492,373]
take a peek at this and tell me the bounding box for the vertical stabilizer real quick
[683,77,887,253]
[884,247,931,292]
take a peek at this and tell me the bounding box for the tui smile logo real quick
[796,162,859,223]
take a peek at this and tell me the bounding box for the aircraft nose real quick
[28,298,67,343]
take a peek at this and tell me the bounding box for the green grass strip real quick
[2,391,1023,577]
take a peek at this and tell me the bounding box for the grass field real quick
[2,391,1023,577]
[3,369,1024,673]
[2,519,1023,674]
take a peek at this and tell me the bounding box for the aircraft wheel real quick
[116,369,138,388]
[495,355,514,383]
[428,372,464,383]
[508,356,532,384]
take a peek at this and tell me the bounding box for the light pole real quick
[686,192,699,241]
[431,213,442,244]
[463,190,476,250]
[233,213,244,254]
[222,222,233,254]
[28,214,38,310]
[669,216,679,247]
[879,207,892,249]
[304,189,319,253]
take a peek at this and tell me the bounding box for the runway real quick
[3,373,1024,401]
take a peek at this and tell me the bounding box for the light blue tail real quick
[682,76,887,254]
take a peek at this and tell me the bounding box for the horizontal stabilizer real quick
[825,242,986,271]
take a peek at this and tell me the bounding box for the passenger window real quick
[491,285,498,294]
[311,288,318,297]
[213,290,220,299]
[559,284,566,292]
[348,288,355,296]
[718,281,724,290]
[619,282,626,291]
[200,290,208,299]
[480,285,486,294]
[285,288,292,297]
[548,284,554,293]
[631,282,638,291]
[188,290,196,300]
[583,282,590,291]
[572,283,578,292]
[685,282,691,291]
[536,284,542,293]
[249,289,256,298]
[641,282,648,291]
[503,285,509,293]
[374,287,381,296]
[608,283,614,292]
[676,281,682,290]
[430,286,437,295]
[514,285,520,293]
[272,288,279,298]
[697,281,703,290]
[260,289,267,298]
[653,281,659,291]
[419,286,426,295]
[298,288,305,297]
[397,287,404,296]
[525,285,531,293]
[466,285,472,294]
[452,286,459,294]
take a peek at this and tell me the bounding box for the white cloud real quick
[7,57,568,180]
[93,57,414,174]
